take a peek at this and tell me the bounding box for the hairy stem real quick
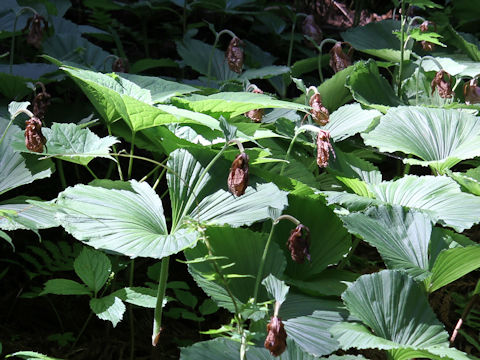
[450,293,479,344]
[128,259,135,360]
[397,0,407,98]
[152,256,170,346]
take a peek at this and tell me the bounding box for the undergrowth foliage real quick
[1,0,480,359]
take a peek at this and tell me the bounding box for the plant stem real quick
[397,0,407,98]
[140,165,161,183]
[71,312,93,350]
[128,131,136,179]
[128,259,135,360]
[415,56,444,105]
[337,237,360,270]
[106,124,124,181]
[450,293,479,344]
[287,15,297,67]
[206,29,237,85]
[308,38,338,83]
[84,165,98,179]
[56,159,67,189]
[152,256,170,346]
[253,220,276,304]
[280,130,302,176]
[9,7,37,74]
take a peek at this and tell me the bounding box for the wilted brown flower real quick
[228,152,249,196]
[32,82,51,120]
[302,15,323,46]
[264,316,287,357]
[226,37,244,73]
[419,21,436,52]
[25,14,47,49]
[112,57,129,73]
[309,92,329,126]
[431,70,454,98]
[287,224,311,264]
[245,86,264,122]
[329,42,353,73]
[25,116,46,153]
[316,130,335,168]
[464,79,480,104]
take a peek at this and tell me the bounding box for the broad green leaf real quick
[328,148,382,185]
[90,294,125,327]
[273,195,351,279]
[130,58,178,74]
[6,351,62,360]
[285,270,359,297]
[332,270,450,354]
[428,246,480,292]
[55,180,197,259]
[362,106,480,173]
[0,117,54,195]
[112,287,159,308]
[346,60,403,112]
[341,20,410,62]
[74,247,111,294]
[172,92,308,119]
[0,198,59,231]
[318,65,355,112]
[448,168,480,195]
[444,25,480,62]
[239,65,291,80]
[12,122,118,165]
[0,229,13,248]
[41,279,92,296]
[185,226,286,304]
[341,205,431,280]
[262,274,289,305]
[325,175,480,232]
[323,103,381,142]
[0,64,57,99]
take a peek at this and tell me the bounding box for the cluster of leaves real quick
[2,0,480,359]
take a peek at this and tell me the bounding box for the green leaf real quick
[0,229,13,248]
[0,198,59,231]
[444,25,480,62]
[318,65,355,112]
[174,289,198,308]
[325,175,480,232]
[198,298,218,315]
[90,294,125,327]
[362,106,480,173]
[341,205,432,280]
[112,287,159,308]
[74,247,111,293]
[332,270,450,354]
[185,226,286,305]
[406,0,442,9]
[6,351,62,360]
[130,58,178,74]
[55,180,196,259]
[428,246,480,292]
[328,148,382,185]
[0,117,54,195]
[323,103,381,142]
[239,65,291,80]
[262,274,289,305]
[406,28,446,47]
[41,279,92,296]
[346,60,403,112]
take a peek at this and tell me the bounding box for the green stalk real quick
[280,131,301,176]
[128,259,135,360]
[56,159,67,189]
[206,29,237,86]
[253,220,276,304]
[397,0,407,98]
[84,165,98,179]
[9,7,37,74]
[128,131,136,179]
[106,123,124,181]
[152,256,170,346]
[307,38,338,83]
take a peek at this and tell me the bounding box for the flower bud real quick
[302,15,323,46]
[309,92,329,126]
[419,21,436,52]
[431,70,454,99]
[245,86,264,123]
[228,152,249,196]
[32,83,51,120]
[25,14,47,49]
[25,116,46,153]
[329,42,353,73]
[316,130,335,168]
[287,224,311,264]
[112,57,129,73]
[464,79,480,105]
[226,37,244,74]
[264,316,287,357]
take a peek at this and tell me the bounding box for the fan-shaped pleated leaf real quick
[328,148,382,185]
[0,198,59,231]
[323,104,381,142]
[325,175,480,232]
[55,180,198,259]
[262,274,289,305]
[341,205,431,280]
[362,106,480,173]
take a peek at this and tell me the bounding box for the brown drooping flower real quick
[264,316,287,357]
[329,42,353,73]
[228,152,249,196]
[32,82,51,120]
[419,21,437,52]
[25,116,47,153]
[112,57,129,73]
[302,15,323,46]
[245,86,264,123]
[226,37,244,73]
[309,92,329,126]
[316,130,335,168]
[25,14,47,49]
[431,70,454,98]
[464,79,480,104]
[287,224,311,264]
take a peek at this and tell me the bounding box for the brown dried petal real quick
[32,89,51,120]
[26,14,46,49]
[287,224,311,264]
[309,93,329,126]
[226,37,244,74]
[227,152,249,196]
[329,42,353,73]
[112,58,129,73]
[421,40,435,52]
[302,15,323,46]
[464,79,480,105]
[316,130,335,168]
[25,116,46,153]
[420,20,430,32]
[431,70,454,98]
[264,316,287,357]
[245,86,264,122]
